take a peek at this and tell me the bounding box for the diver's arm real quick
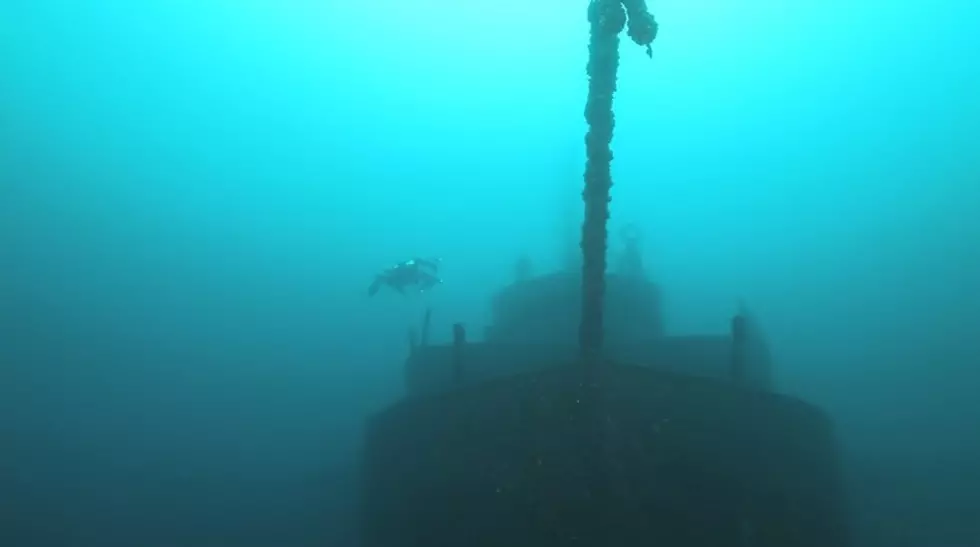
[368,276,384,296]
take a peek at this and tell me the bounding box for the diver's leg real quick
[418,272,442,292]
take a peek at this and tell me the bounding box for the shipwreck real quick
[356,0,851,545]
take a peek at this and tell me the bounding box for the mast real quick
[579,0,658,364]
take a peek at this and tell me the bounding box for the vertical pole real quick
[580,0,657,366]
[407,327,418,358]
[452,323,466,385]
[579,5,625,544]
[580,0,622,366]
[578,3,658,545]
[420,307,432,348]
[731,313,747,383]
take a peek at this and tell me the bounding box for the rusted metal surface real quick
[362,364,850,547]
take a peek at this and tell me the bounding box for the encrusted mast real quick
[580,0,658,362]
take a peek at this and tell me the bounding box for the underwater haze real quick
[2,1,978,545]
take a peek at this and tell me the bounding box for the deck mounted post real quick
[452,323,466,385]
[730,313,747,383]
[421,307,432,348]
[407,327,418,358]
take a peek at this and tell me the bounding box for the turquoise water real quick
[2,1,978,545]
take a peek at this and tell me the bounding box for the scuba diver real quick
[368,257,443,296]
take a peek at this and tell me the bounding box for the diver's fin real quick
[368,276,383,296]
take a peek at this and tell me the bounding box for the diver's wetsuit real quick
[407,257,440,272]
[368,258,442,296]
